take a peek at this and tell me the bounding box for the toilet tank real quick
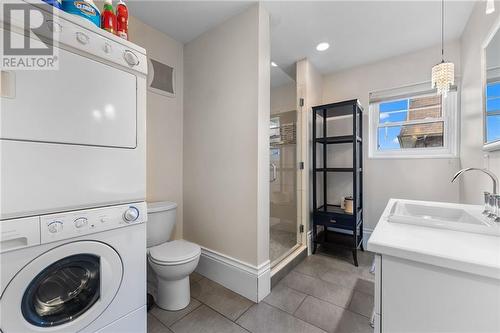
[146,201,177,247]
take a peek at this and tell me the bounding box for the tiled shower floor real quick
[148,248,374,333]
[270,226,296,263]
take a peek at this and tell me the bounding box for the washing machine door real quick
[0,241,123,333]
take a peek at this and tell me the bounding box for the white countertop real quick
[367,199,500,280]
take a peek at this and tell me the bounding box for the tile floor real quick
[148,249,374,333]
[269,226,296,263]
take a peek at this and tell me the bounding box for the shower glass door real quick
[269,110,301,266]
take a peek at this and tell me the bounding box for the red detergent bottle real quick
[101,0,116,34]
[116,0,129,40]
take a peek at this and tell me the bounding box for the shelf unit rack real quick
[312,99,364,266]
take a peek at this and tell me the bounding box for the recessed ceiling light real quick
[486,0,495,14]
[316,42,330,51]
[271,61,278,67]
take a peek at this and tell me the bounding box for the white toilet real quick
[147,201,201,311]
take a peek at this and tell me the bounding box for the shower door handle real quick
[270,163,277,182]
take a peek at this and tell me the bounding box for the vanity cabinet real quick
[374,254,500,333]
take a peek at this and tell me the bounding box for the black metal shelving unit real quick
[312,99,364,266]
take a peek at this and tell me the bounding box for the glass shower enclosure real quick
[269,66,302,267]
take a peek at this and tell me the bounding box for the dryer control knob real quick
[123,207,139,223]
[48,221,63,234]
[123,50,139,66]
[76,32,89,45]
[74,217,88,229]
[103,43,112,54]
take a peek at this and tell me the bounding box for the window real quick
[369,85,458,158]
[486,81,500,144]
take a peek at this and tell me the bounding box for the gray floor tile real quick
[293,256,331,278]
[170,305,248,333]
[190,278,254,321]
[148,313,173,333]
[190,272,204,283]
[320,268,374,296]
[353,278,375,295]
[263,283,307,314]
[294,296,372,333]
[295,252,375,282]
[294,296,345,333]
[334,309,372,333]
[270,225,297,262]
[160,255,375,333]
[348,291,374,318]
[236,302,326,333]
[150,298,202,327]
[282,271,352,308]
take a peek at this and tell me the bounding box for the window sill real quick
[483,140,500,152]
[369,152,459,159]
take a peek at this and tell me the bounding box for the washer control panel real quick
[40,202,146,244]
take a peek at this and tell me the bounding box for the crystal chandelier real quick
[432,61,454,96]
[432,0,454,97]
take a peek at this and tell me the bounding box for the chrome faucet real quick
[451,168,498,194]
[451,168,500,221]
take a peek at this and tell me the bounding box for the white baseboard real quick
[195,247,270,303]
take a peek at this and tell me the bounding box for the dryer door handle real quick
[0,216,40,254]
[0,237,27,253]
[1,70,16,99]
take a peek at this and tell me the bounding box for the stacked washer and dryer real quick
[1,1,148,332]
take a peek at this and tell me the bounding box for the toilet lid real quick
[148,240,201,264]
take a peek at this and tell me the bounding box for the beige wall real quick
[256,4,271,265]
[271,82,296,115]
[183,4,270,267]
[459,1,500,204]
[128,17,184,240]
[320,42,462,230]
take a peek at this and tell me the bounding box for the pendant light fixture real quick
[431,0,455,97]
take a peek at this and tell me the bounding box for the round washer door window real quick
[21,254,101,327]
[1,241,123,333]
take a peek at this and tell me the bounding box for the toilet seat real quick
[148,240,201,265]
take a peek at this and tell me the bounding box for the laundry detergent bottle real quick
[116,0,129,40]
[62,0,100,27]
[101,0,117,34]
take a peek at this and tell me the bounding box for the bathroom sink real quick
[387,200,500,236]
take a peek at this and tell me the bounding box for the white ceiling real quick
[129,1,476,76]
[265,1,475,75]
[128,1,254,44]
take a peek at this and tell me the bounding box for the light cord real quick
[441,0,445,61]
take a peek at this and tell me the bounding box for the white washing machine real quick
[0,202,147,333]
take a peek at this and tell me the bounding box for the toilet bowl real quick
[147,201,201,311]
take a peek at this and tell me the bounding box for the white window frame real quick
[483,78,500,151]
[368,84,459,159]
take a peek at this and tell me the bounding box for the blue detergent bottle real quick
[61,0,100,27]
[42,0,62,9]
